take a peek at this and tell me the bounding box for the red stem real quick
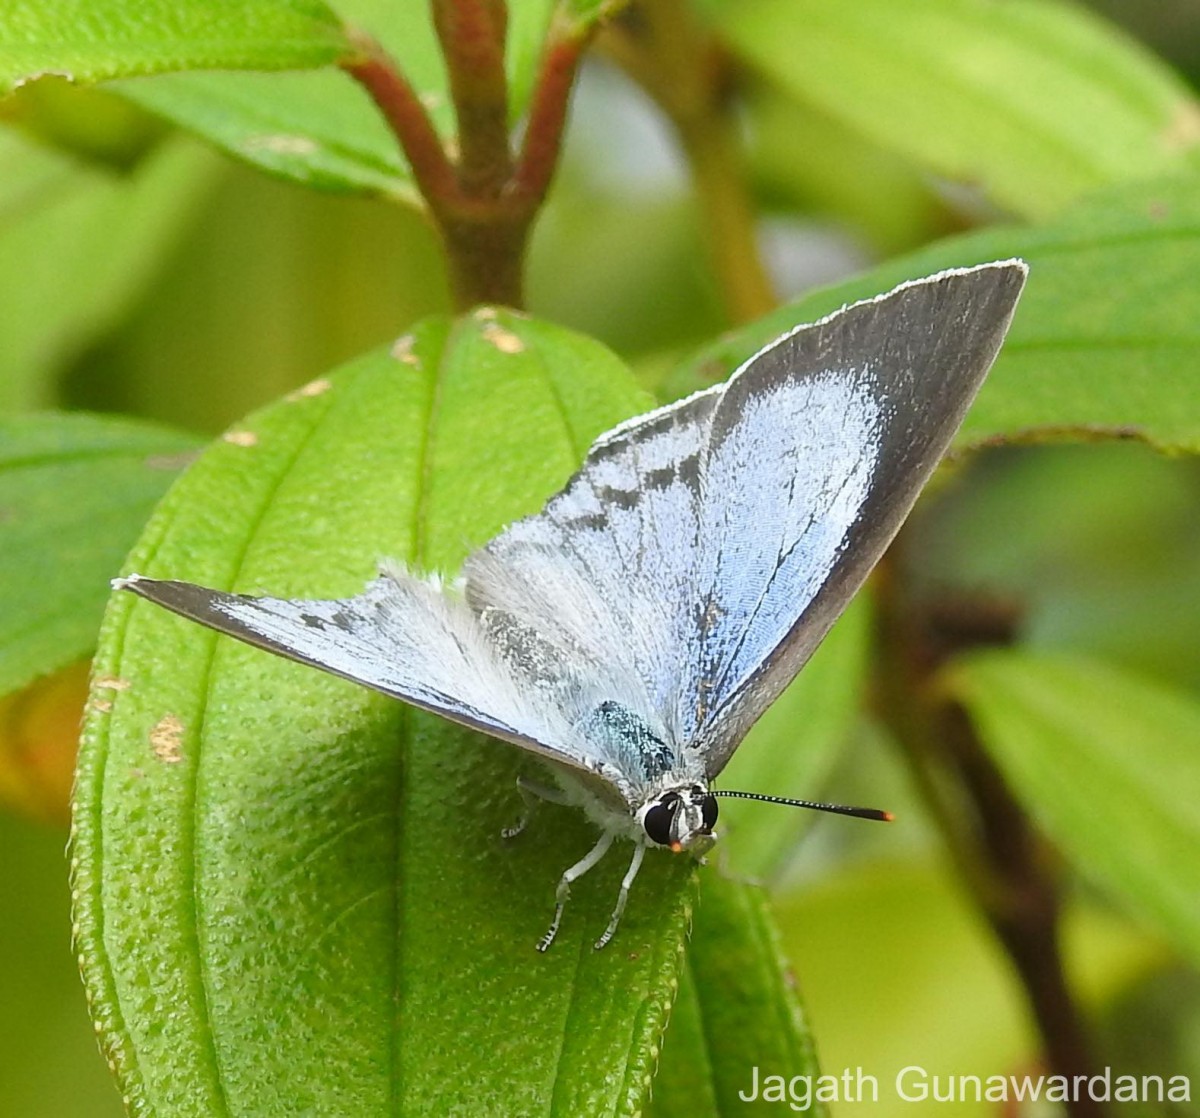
[344,48,460,211]
[432,0,513,196]
[512,18,587,208]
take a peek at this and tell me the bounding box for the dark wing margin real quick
[688,260,1028,778]
[112,571,628,796]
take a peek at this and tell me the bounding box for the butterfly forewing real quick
[689,261,1028,775]
[115,571,629,801]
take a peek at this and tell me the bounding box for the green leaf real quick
[746,90,952,258]
[0,811,126,1116]
[666,171,1200,455]
[651,874,826,1118]
[711,0,1199,221]
[945,650,1200,969]
[116,70,414,200]
[717,597,870,882]
[0,130,220,411]
[109,0,563,199]
[73,312,702,1116]
[0,0,350,95]
[0,412,199,700]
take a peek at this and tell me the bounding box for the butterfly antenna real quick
[711,789,893,823]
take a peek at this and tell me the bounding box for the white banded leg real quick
[502,776,569,840]
[537,831,615,953]
[594,841,646,951]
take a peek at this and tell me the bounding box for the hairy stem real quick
[601,0,776,323]
[872,548,1108,1118]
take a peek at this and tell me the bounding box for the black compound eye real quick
[643,795,679,846]
[700,794,718,832]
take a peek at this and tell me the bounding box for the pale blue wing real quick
[463,390,719,780]
[685,260,1028,775]
[465,261,1026,787]
[114,569,632,804]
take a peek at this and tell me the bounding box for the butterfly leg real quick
[594,841,646,951]
[536,831,615,952]
[502,776,569,840]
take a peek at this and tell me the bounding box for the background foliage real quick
[1,1,1198,1116]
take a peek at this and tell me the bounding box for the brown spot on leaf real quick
[223,430,258,448]
[144,449,200,471]
[242,134,318,156]
[287,378,332,401]
[150,714,184,764]
[482,322,524,354]
[391,334,420,366]
[1162,100,1200,152]
[93,675,131,692]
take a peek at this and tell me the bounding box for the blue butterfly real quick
[116,260,1027,950]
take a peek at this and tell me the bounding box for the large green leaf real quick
[712,0,1199,221]
[667,171,1200,454]
[0,412,200,700]
[946,650,1200,969]
[73,311,703,1116]
[0,0,350,94]
[650,875,827,1118]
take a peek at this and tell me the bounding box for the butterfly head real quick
[637,785,718,854]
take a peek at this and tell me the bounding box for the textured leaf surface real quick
[0,412,199,699]
[669,172,1200,454]
[73,311,700,1116]
[947,651,1200,969]
[0,0,349,94]
[713,0,1199,220]
[650,874,826,1118]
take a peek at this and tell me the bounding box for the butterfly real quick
[115,260,1027,951]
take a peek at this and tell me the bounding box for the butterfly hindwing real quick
[464,388,721,764]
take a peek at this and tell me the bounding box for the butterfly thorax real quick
[565,699,716,852]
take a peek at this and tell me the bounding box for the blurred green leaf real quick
[0,811,125,1117]
[668,171,1200,454]
[0,130,219,411]
[746,90,956,258]
[110,0,565,200]
[0,412,199,700]
[73,311,706,1116]
[946,650,1200,970]
[0,0,350,95]
[62,153,449,434]
[651,875,826,1118]
[712,0,1199,221]
[772,856,1164,1118]
[909,442,1200,691]
[717,597,870,882]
